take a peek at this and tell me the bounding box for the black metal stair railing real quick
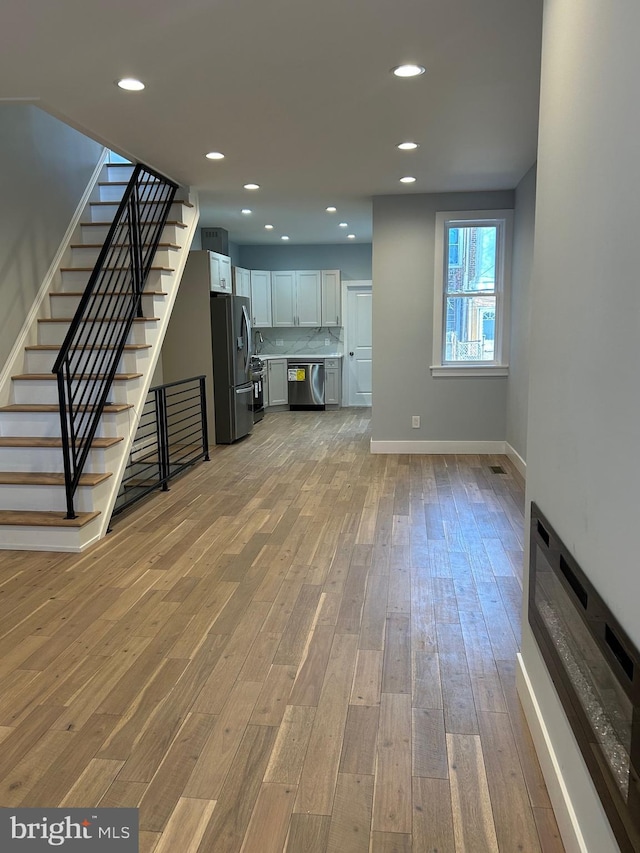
[111,375,210,517]
[52,163,178,518]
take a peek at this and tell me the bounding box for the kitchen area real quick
[159,236,349,445]
[249,351,343,423]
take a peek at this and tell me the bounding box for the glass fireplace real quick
[528,503,640,852]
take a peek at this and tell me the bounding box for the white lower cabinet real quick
[266,358,288,406]
[324,358,342,408]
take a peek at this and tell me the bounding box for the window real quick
[448,227,461,266]
[432,210,512,376]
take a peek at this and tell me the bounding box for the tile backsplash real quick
[255,326,343,356]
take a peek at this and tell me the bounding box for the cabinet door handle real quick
[336,315,339,325]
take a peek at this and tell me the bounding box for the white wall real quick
[0,104,104,368]
[371,190,514,444]
[521,0,640,848]
[506,164,536,464]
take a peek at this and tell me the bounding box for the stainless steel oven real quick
[250,356,265,422]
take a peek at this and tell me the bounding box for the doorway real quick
[343,282,372,406]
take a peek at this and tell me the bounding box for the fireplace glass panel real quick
[534,543,633,800]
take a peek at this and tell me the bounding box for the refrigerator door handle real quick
[241,304,252,375]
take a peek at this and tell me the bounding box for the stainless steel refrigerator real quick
[210,293,254,443]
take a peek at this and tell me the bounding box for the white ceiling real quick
[0,0,542,245]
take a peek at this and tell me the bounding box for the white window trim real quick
[431,209,513,377]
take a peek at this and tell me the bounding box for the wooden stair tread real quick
[0,509,100,528]
[96,185,191,205]
[25,344,151,351]
[38,317,159,323]
[59,267,173,273]
[98,180,159,186]
[70,242,179,249]
[0,436,123,448]
[81,220,187,228]
[0,403,132,413]
[90,199,194,208]
[0,471,112,486]
[12,373,143,381]
[52,289,168,295]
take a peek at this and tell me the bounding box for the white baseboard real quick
[505,442,527,478]
[369,439,506,455]
[0,148,109,408]
[516,653,588,853]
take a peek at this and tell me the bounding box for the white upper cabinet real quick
[271,271,297,326]
[321,269,341,326]
[296,271,322,326]
[271,270,321,327]
[233,266,251,299]
[209,251,232,293]
[250,270,272,327]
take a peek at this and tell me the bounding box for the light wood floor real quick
[0,409,564,852]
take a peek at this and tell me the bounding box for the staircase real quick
[0,158,199,551]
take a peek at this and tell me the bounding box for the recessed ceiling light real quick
[400,176,417,183]
[117,78,145,91]
[241,209,252,215]
[339,222,348,228]
[326,206,337,213]
[205,151,225,160]
[244,183,260,190]
[392,64,426,78]
[347,234,356,240]
[281,235,289,241]
[397,141,419,150]
[265,224,274,230]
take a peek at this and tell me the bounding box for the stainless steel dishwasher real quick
[287,361,325,409]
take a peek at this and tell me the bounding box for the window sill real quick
[430,365,509,377]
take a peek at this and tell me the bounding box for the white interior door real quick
[345,283,372,406]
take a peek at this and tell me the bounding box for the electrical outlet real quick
[324,338,330,346]
[412,415,420,428]
[276,339,284,346]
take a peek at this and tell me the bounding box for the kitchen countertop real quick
[258,353,343,360]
